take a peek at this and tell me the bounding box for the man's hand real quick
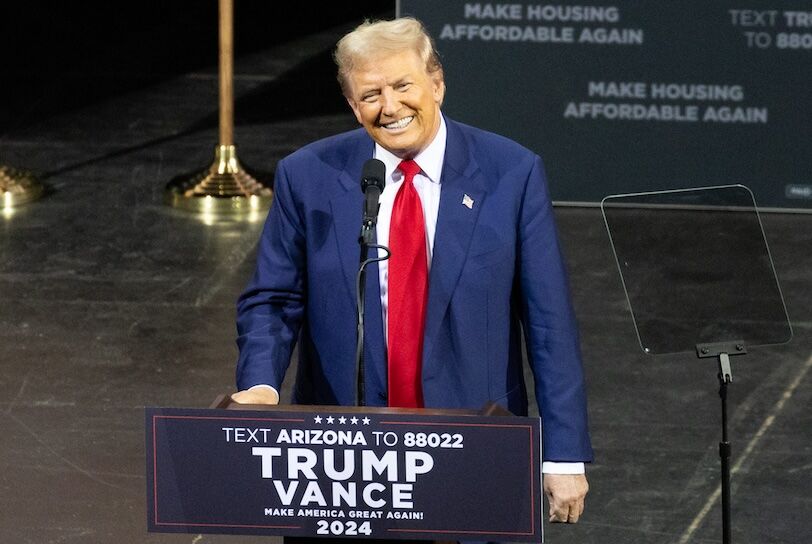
[544,473,588,523]
[230,386,280,405]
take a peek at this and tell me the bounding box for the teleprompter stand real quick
[696,341,747,544]
[602,185,792,544]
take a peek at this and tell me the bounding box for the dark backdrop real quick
[0,1,394,131]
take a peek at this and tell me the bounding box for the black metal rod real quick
[354,239,390,407]
[719,361,732,544]
[355,238,370,407]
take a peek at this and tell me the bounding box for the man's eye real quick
[397,83,411,91]
[362,93,379,103]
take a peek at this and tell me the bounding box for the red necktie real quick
[387,160,427,408]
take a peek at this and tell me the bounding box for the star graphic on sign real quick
[350,417,359,425]
[338,416,347,424]
[362,417,371,425]
[314,415,322,424]
[326,416,335,424]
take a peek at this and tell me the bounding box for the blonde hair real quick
[334,17,443,96]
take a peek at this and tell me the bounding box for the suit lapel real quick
[329,136,387,391]
[423,120,487,365]
[330,137,374,305]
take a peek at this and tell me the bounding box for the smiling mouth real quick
[381,116,414,130]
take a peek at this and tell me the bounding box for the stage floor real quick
[1,16,810,544]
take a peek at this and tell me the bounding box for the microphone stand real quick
[355,222,389,407]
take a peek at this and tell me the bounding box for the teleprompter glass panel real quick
[601,185,792,355]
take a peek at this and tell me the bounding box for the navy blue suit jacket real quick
[236,118,593,462]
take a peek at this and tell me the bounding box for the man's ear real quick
[346,97,363,125]
[432,71,446,106]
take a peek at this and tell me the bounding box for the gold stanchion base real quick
[165,145,273,215]
[1,165,45,209]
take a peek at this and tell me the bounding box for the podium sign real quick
[147,405,543,542]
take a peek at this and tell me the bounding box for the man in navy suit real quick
[233,17,592,523]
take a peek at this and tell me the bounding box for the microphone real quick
[360,159,386,243]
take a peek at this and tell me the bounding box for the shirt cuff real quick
[248,384,279,396]
[542,462,585,474]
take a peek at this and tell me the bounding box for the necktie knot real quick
[397,160,421,184]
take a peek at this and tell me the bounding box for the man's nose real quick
[380,87,400,116]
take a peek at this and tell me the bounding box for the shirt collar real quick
[374,115,447,185]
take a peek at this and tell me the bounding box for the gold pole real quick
[165,0,272,216]
[219,0,234,147]
[1,164,45,211]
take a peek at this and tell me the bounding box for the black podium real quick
[147,397,544,542]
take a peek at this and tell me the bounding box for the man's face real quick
[345,49,445,159]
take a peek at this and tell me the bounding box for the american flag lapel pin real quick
[462,194,474,209]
